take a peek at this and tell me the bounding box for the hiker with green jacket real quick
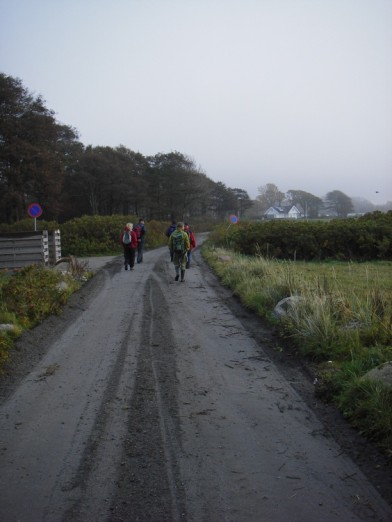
[169,222,190,282]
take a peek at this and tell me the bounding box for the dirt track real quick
[0,243,391,521]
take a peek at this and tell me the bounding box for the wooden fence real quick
[0,230,61,270]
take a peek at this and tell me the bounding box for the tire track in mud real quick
[61,276,141,522]
[110,274,187,522]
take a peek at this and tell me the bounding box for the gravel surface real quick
[0,243,391,521]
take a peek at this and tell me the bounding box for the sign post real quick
[27,203,43,231]
[227,214,238,231]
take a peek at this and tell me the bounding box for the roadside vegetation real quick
[0,264,83,370]
[203,214,392,456]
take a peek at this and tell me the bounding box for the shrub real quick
[3,265,79,329]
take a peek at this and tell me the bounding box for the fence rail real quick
[0,230,61,269]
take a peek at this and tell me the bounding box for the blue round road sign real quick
[28,203,43,218]
[229,214,238,224]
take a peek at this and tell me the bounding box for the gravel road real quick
[0,241,391,521]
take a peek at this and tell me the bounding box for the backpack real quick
[134,224,142,239]
[172,231,185,253]
[123,230,131,245]
[166,224,176,238]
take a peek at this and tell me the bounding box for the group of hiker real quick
[120,219,196,282]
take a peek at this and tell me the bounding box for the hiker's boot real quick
[181,270,185,282]
[175,269,180,281]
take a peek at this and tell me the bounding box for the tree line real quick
[2,72,387,225]
[0,73,252,224]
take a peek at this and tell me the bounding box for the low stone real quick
[0,324,15,331]
[364,362,392,388]
[57,281,69,291]
[273,296,304,319]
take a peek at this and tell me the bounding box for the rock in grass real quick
[364,362,392,388]
[273,296,304,319]
[0,324,15,331]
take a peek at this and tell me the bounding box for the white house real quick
[287,205,302,219]
[264,205,303,219]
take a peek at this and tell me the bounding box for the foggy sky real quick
[1,0,391,204]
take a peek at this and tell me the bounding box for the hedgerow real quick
[0,215,169,257]
[209,211,392,261]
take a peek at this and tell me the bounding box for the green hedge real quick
[0,215,169,257]
[208,211,392,261]
[61,215,170,256]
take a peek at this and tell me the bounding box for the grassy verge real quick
[202,243,392,457]
[0,263,90,372]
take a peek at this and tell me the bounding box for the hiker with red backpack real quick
[169,222,190,282]
[120,223,138,270]
[133,218,146,264]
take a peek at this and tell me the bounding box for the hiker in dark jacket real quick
[169,222,190,282]
[165,220,176,238]
[166,220,177,260]
[120,223,138,270]
[134,218,146,264]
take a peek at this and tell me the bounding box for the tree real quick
[60,145,150,219]
[351,197,375,215]
[228,188,252,218]
[256,183,284,211]
[206,181,237,219]
[325,190,354,218]
[146,152,206,220]
[242,199,263,220]
[115,146,150,218]
[0,73,80,223]
[286,189,323,218]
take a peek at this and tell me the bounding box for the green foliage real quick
[0,218,60,233]
[208,211,392,261]
[336,378,392,451]
[60,215,130,256]
[0,265,80,371]
[318,358,392,452]
[0,330,16,368]
[59,215,168,256]
[3,265,79,328]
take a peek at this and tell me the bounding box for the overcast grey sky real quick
[1,0,391,203]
